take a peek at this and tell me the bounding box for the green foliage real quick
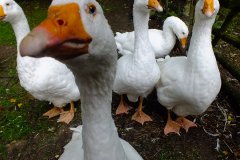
[0,22,16,45]
[157,144,201,160]
[214,7,240,34]
[97,0,122,13]
[24,3,47,29]
[0,144,7,160]
[7,68,17,77]
[0,84,26,107]
[226,13,240,34]
[0,94,50,159]
[0,1,47,45]
[0,109,32,159]
[0,110,32,142]
[168,11,177,17]
[213,20,224,30]
[0,102,50,159]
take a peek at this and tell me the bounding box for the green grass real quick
[0,54,25,107]
[25,4,47,29]
[156,145,201,160]
[0,1,47,45]
[0,65,50,159]
[0,103,50,160]
[0,1,49,159]
[0,110,33,142]
[0,84,26,107]
[0,83,51,159]
[0,22,15,45]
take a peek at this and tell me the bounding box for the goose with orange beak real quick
[115,16,189,58]
[0,0,80,124]
[20,0,144,159]
[156,0,221,135]
[113,0,162,125]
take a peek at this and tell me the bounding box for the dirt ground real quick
[0,0,240,160]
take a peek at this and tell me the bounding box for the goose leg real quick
[43,107,63,118]
[58,101,75,124]
[164,111,181,135]
[176,117,197,133]
[132,97,152,125]
[116,95,132,115]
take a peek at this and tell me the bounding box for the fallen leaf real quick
[223,150,228,156]
[227,115,233,121]
[10,98,16,103]
[17,103,23,108]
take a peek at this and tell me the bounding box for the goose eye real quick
[182,32,185,35]
[6,3,10,6]
[87,4,96,15]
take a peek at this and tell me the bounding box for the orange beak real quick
[202,0,214,17]
[0,5,6,20]
[180,37,187,49]
[20,3,92,59]
[148,0,163,12]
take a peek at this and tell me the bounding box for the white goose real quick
[113,0,162,125]
[115,16,189,58]
[156,0,221,135]
[20,0,143,159]
[0,0,80,124]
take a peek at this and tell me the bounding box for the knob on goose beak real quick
[202,0,214,17]
[20,3,92,59]
[180,37,187,49]
[0,5,6,20]
[148,0,163,12]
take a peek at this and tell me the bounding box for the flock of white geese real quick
[0,0,221,159]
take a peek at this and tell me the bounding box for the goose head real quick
[166,16,189,48]
[173,20,188,48]
[0,0,23,22]
[196,0,220,18]
[19,0,117,74]
[134,0,163,12]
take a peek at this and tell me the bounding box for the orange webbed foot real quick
[116,95,132,115]
[164,119,182,135]
[57,101,76,124]
[116,103,132,115]
[57,111,74,124]
[132,110,152,125]
[43,107,63,118]
[176,117,197,133]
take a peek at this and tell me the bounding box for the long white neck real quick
[65,55,126,160]
[10,13,30,54]
[187,15,217,70]
[10,11,36,78]
[133,5,155,61]
[162,20,176,47]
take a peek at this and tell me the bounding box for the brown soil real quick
[0,0,240,160]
